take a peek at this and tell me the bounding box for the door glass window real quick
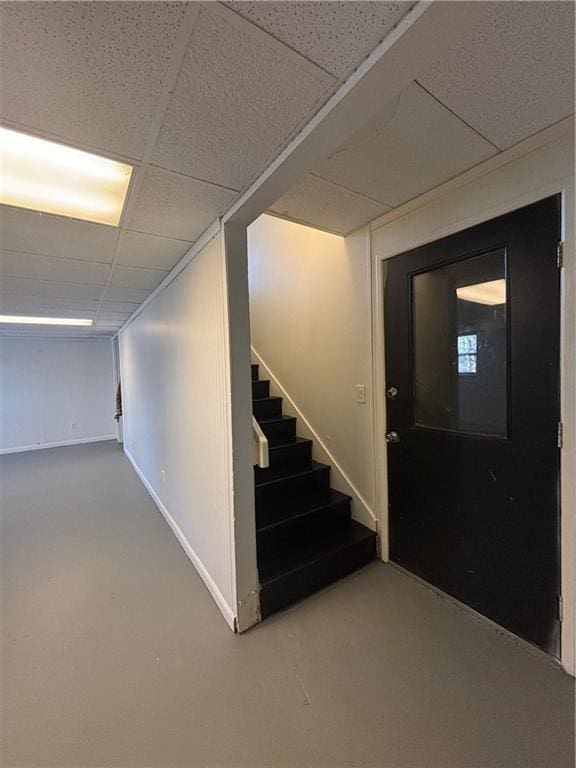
[412,248,508,436]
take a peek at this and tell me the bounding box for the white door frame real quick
[370,118,575,675]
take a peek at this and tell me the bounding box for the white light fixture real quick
[0,315,93,326]
[0,127,132,226]
[456,279,506,306]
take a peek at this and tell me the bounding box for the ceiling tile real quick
[0,296,101,312]
[119,231,192,270]
[127,167,236,241]
[111,266,167,291]
[418,2,575,149]
[271,174,389,235]
[314,82,497,208]
[0,1,189,158]
[98,311,131,322]
[104,285,151,303]
[0,207,118,263]
[100,300,140,314]
[95,321,124,330]
[0,277,104,301]
[0,250,109,284]
[224,1,412,78]
[151,5,333,190]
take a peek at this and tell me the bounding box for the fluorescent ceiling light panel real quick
[0,127,132,226]
[456,279,506,305]
[0,315,93,326]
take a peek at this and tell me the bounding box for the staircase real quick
[252,363,377,618]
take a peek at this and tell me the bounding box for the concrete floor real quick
[1,442,574,768]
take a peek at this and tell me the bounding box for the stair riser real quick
[256,468,331,527]
[252,380,270,399]
[257,500,351,561]
[254,441,312,483]
[251,364,259,381]
[253,398,282,420]
[260,534,377,618]
[259,418,296,442]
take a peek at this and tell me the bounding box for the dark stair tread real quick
[268,436,312,454]
[257,488,351,533]
[258,415,293,426]
[257,416,298,446]
[255,459,329,488]
[253,395,282,404]
[259,519,376,584]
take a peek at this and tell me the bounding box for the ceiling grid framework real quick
[3,0,413,337]
[270,1,575,235]
[1,1,574,334]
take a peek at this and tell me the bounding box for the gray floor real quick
[1,442,574,768]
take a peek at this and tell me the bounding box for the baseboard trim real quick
[251,346,377,530]
[123,446,237,632]
[391,562,568,674]
[0,435,117,455]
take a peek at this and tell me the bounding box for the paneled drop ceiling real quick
[272,1,575,235]
[0,1,574,337]
[0,0,414,337]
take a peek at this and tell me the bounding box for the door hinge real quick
[558,595,563,622]
[557,421,563,448]
[557,241,564,269]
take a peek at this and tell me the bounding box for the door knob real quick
[386,386,399,400]
[385,431,400,444]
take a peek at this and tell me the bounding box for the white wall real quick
[248,120,575,674]
[119,231,258,631]
[248,214,376,529]
[0,338,115,454]
[370,119,575,675]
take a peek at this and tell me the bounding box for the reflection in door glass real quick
[412,248,507,436]
[457,334,477,374]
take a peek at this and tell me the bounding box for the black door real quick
[384,196,561,655]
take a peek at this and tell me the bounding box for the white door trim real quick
[370,118,575,674]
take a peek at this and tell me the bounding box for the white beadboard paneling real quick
[119,231,192,270]
[0,1,189,158]
[127,167,237,241]
[314,82,497,208]
[224,1,411,78]
[111,265,167,291]
[0,337,115,452]
[151,4,333,190]
[0,207,119,263]
[419,1,575,150]
[271,174,388,235]
[0,250,110,284]
[119,232,237,625]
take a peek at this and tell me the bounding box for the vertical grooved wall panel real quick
[119,233,236,620]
